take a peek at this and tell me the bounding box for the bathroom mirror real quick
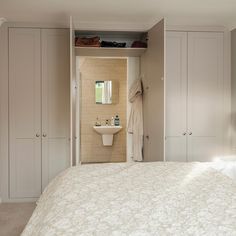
[95,80,119,104]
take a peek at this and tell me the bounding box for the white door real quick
[165,32,188,161]
[41,29,70,188]
[187,32,224,162]
[141,19,165,161]
[9,28,42,198]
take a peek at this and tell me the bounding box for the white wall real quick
[127,57,140,162]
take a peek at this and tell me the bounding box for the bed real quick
[22,162,236,236]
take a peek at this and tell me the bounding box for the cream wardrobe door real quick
[70,16,77,165]
[9,28,41,198]
[165,31,187,162]
[141,19,165,161]
[41,29,70,189]
[187,32,224,162]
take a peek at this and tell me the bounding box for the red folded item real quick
[131,41,147,48]
[75,36,101,47]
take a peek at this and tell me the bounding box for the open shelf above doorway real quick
[75,30,148,57]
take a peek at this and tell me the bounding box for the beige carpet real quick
[0,202,36,236]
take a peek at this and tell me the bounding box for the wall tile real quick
[80,58,127,163]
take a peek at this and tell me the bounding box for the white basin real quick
[93,126,122,146]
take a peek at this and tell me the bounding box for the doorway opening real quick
[77,57,127,163]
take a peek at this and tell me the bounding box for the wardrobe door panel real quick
[70,17,77,165]
[165,31,187,161]
[42,29,70,189]
[165,137,187,161]
[9,28,41,198]
[188,138,220,162]
[141,19,165,161]
[187,32,224,161]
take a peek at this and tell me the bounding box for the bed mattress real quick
[22,162,236,236]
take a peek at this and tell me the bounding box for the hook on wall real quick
[0,18,7,26]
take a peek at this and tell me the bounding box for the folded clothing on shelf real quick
[131,41,147,48]
[75,36,101,47]
[101,41,126,48]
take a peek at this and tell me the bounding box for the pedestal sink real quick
[93,126,122,146]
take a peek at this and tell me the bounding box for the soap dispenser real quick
[114,115,120,126]
[111,117,115,126]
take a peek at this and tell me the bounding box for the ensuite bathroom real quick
[76,57,139,163]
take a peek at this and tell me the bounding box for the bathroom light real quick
[0,18,7,26]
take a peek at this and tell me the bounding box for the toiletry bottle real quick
[111,117,114,126]
[95,117,101,126]
[114,115,120,126]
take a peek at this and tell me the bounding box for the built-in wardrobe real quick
[0,21,231,202]
[70,21,230,164]
[70,18,165,164]
[0,26,70,201]
[165,30,231,162]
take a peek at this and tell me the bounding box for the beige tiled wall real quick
[79,58,127,163]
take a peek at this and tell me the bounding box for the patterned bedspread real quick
[22,162,236,236]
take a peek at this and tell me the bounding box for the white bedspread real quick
[22,162,236,236]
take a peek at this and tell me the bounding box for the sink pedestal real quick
[102,134,114,146]
[93,125,122,146]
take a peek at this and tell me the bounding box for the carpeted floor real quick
[0,202,36,236]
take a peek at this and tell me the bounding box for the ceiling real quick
[0,0,236,30]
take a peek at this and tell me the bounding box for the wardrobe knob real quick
[36,133,40,137]
[43,133,47,137]
[189,132,192,135]
[182,132,186,136]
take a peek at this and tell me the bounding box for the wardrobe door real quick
[41,29,70,189]
[70,17,77,165]
[9,28,41,198]
[141,19,165,161]
[187,32,224,162]
[165,31,188,161]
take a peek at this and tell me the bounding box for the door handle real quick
[189,132,192,135]
[182,132,187,136]
[146,135,149,140]
[36,133,40,137]
[43,133,47,137]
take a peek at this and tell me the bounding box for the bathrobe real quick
[128,79,143,161]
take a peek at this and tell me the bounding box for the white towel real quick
[128,79,143,161]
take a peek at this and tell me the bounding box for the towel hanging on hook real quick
[128,78,143,161]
